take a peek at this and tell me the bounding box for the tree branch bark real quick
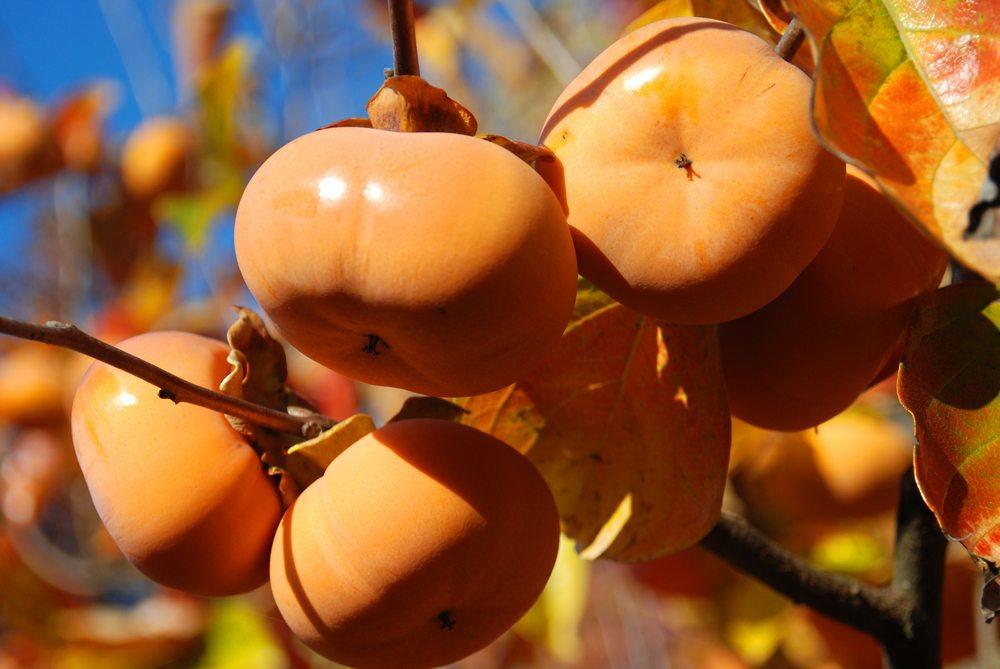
[0,316,334,438]
[701,469,949,669]
[883,468,948,668]
[700,512,908,641]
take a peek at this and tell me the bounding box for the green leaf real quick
[899,282,1000,564]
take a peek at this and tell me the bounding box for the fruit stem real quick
[775,17,805,62]
[387,0,420,76]
[0,315,335,438]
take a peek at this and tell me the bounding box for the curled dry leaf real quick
[455,284,730,561]
[219,307,350,499]
[787,0,1000,280]
[219,307,300,470]
[219,307,298,435]
[366,75,477,135]
[269,467,301,508]
[218,308,474,495]
[899,282,1000,599]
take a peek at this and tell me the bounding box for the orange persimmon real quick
[538,17,844,324]
[270,419,559,669]
[720,165,948,431]
[71,331,281,596]
[235,127,577,396]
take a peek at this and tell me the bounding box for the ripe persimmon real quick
[537,17,844,324]
[235,127,577,396]
[270,419,559,669]
[121,116,196,201]
[720,165,948,431]
[731,408,912,532]
[71,331,281,596]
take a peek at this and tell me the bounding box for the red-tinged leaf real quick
[899,282,1000,565]
[455,286,730,562]
[787,0,1000,280]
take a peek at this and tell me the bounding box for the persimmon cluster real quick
[66,16,947,669]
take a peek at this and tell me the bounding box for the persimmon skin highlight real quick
[270,419,560,669]
[234,127,577,397]
[71,331,281,596]
[720,166,949,431]
[538,17,845,324]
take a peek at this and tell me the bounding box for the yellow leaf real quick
[515,534,590,663]
[285,414,377,486]
[456,286,730,561]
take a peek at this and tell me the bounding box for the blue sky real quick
[0,1,395,312]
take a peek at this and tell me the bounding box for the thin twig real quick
[0,316,333,438]
[701,512,908,641]
[883,468,948,668]
[775,17,805,62]
[387,0,420,76]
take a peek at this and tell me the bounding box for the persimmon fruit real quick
[537,17,845,324]
[270,418,559,669]
[720,165,948,431]
[731,409,912,531]
[235,127,577,396]
[71,331,281,596]
[121,116,196,201]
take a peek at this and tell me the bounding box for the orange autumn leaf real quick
[899,282,1000,563]
[455,286,730,562]
[787,0,1000,280]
